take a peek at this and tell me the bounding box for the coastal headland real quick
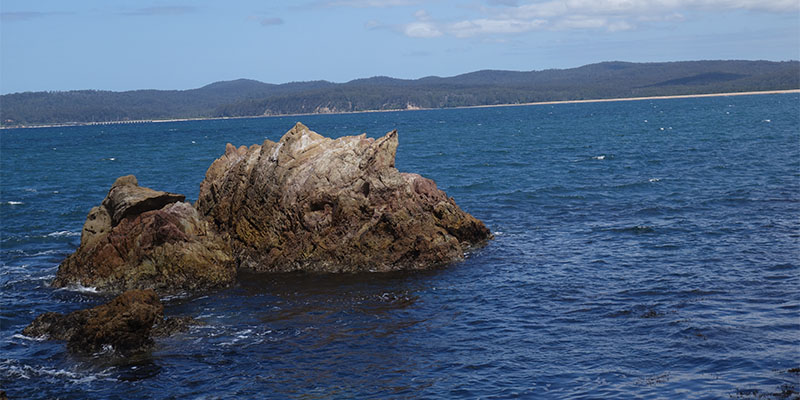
[2,60,798,129]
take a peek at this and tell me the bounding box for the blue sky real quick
[1,0,798,93]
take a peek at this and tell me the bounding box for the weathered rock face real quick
[52,176,235,294]
[23,289,163,355]
[196,122,491,273]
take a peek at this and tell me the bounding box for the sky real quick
[1,0,798,94]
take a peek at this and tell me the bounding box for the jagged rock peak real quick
[196,123,491,273]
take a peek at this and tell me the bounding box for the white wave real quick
[6,201,23,205]
[46,231,80,237]
[24,188,37,192]
[2,363,114,384]
[94,344,115,356]
[160,292,191,301]
[592,155,605,160]
[57,283,100,294]
[649,178,661,183]
[763,119,771,123]
[11,333,46,341]
[236,329,253,339]
[0,264,30,274]
[0,360,111,383]
[30,250,61,256]
[493,231,504,236]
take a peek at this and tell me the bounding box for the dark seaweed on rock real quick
[23,290,163,355]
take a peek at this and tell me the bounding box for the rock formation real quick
[51,123,490,295]
[23,289,163,355]
[52,175,235,295]
[196,122,491,273]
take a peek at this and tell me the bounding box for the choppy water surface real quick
[1,94,798,399]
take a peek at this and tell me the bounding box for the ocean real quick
[1,93,798,399]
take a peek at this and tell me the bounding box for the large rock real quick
[23,289,163,355]
[102,175,185,226]
[52,177,235,295]
[196,122,491,272]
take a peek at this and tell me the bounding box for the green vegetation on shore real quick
[1,60,798,127]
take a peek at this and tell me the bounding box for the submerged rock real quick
[196,122,491,272]
[52,176,235,295]
[23,290,163,355]
[151,316,205,337]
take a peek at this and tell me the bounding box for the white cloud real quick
[449,18,547,37]
[397,0,798,38]
[404,21,443,37]
[414,9,432,20]
[122,6,197,16]
[324,0,422,7]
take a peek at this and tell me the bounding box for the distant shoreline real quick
[2,89,798,130]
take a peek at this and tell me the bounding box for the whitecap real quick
[649,178,661,183]
[57,283,100,294]
[236,329,253,339]
[191,140,196,144]
[763,119,771,123]
[592,155,605,160]
[2,360,115,385]
[47,231,80,237]
[30,250,60,256]
[11,333,46,342]
[493,231,504,236]
[95,344,115,355]
[6,201,23,205]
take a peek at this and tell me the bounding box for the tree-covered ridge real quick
[2,60,798,127]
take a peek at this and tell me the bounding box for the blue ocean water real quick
[1,94,798,399]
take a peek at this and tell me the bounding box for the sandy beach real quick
[2,89,798,129]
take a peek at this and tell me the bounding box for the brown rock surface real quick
[196,122,491,272]
[52,179,235,295]
[23,289,163,355]
[102,175,185,226]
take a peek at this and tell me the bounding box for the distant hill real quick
[1,60,798,127]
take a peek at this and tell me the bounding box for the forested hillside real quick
[2,60,797,127]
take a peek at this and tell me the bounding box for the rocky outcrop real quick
[52,176,235,295]
[51,122,489,296]
[196,122,491,272]
[23,290,163,355]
